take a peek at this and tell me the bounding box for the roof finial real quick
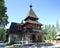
[30,0,32,7]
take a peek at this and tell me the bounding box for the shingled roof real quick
[24,5,38,20]
[8,22,21,34]
[25,19,42,25]
[8,22,43,34]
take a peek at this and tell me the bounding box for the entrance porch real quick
[8,32,44,44]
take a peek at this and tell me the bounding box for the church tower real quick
[23,4,43,30]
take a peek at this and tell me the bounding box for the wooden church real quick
[6,5,45,44]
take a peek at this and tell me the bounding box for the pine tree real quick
[56,21,60,32]
[43,24,56,40]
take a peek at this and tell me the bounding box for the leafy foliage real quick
[56,21,60,32]
[0,28,6,41]
[0,0,8,41]
[43,24,56,40]
[43,21,60,40]
[0,0,8,27]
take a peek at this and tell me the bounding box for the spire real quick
[29,0,32,8]
[28,6,38,18]
[24,4,38,21]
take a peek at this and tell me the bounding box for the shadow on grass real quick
[35,42,53,47]
[6,42,54,48]
[45,43,53,46]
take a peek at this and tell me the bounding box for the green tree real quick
[0,0,8,41]
[0,29,6,41]
[51,25,56,39]
[43,24,56,40]
[56,21,60,32]
[0,0,8,28]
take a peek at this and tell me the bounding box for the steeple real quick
[30,0,32,8]
[24,4,38,21]
[24,4,43,26]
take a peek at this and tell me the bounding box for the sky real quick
[5,0,60,29]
